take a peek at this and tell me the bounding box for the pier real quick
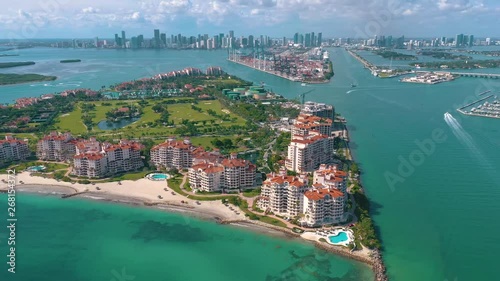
[61,190,88,198]
[479,90,492,96]
[458,94,495,110]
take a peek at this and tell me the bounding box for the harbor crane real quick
[299,89,315,104]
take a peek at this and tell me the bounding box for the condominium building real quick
[0,135,30,166]
[73,153,107,178]
[301,101,335,120]
[189,153,256,192]
[37,132,76,161]
[292,114,333,136]
[103,140,144,174]
[72,139,144,178]
[189,163,224,192]
[259,172,309,218]
[150,138,198,170]
[302,186,345,227]
[220,154,256,190]
[313,164,348,194]
[285,131,334,173]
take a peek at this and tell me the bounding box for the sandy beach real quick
[0,171,381,276]
[0,171,246,221]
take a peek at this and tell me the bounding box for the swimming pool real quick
[146,173,169,181]
[27,165,46,172]
[328,231,349,244]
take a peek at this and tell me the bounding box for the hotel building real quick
[37,132,76,161]
[0,135,30,166]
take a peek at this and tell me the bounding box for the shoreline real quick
[228,58,330,84]
[0,173,379,276]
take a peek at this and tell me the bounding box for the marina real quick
[457,94,500,119]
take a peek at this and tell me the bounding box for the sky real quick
[1,0,499,39]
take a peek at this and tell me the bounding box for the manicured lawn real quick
[103,169,154,182]
[56,107,86,134]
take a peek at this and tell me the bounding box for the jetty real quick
[61,190,87,198]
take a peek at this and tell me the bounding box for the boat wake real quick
[444,112,487,163]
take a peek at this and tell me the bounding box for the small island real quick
[0,61,35,68]
[417,51,472,60]
[60,59,81,63]
[0,73,57,85]
[373,50,417,60]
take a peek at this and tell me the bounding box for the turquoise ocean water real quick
[1,46,500,280]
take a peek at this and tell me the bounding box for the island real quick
[0,73,57,85]
[0,67,387,281]
[60,59,81,63]
[373,50,418,60]
[0,61,35,68]
[417,51,472,60]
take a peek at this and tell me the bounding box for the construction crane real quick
[299,89,315,104]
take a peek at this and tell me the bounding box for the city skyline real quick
[1,0,500,39]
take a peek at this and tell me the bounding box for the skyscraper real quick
[305,33,311,47]
[114,34,121,47]
[121,31,126,48]
[311,32,315,47]
[161,33,166,47]
[468,35,474,47]
[154,29,160,48]
[317,32,322,46]
[294,33,299,44]
[455,34,464,47]
[248,35,254,48]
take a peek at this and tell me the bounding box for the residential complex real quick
[0,135,30,166]
[150,138,200,170]
[258,171,309,218]
[36,132,76,161]
[302,186,345,227]
[313,164,348,195]
[73,139,144,178]
[300,101,335,120]
[258,167,346,227]
[189,153,256,192]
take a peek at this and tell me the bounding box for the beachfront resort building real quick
[292,114,333,136]
[258,171,310,218]
[36,132,76,161]
[150,138,198,170]
[313,164,348,195]
[0,135,30,166]
[257,164,348,227]
[72,139,144,178]
[188,153,256,192]
[285,112,335,173]
[301,186,345,227]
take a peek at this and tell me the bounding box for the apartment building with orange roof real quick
[0,135,30,166]
[36,131,76,161]
[302,186,345,227]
